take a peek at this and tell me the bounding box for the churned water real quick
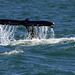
[0,0,75,75]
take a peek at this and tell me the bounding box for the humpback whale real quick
[0,18,54,38]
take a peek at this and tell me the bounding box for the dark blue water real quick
[0,0,75,75]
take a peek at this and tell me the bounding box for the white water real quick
[0,49,24,55]
[0,25,75,46]
[10,37,75,46]
[0,25,16,45]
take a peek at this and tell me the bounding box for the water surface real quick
[0,0,75,75]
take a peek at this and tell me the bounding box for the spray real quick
[0,25,16,45]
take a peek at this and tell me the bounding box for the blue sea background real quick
[0,0,75,75]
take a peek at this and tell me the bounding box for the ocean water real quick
[0,0,75,75]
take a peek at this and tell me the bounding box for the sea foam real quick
[1,49,24,55]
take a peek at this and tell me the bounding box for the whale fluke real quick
[0,18,54,27]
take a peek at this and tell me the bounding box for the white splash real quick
[9,37,75,46]
[0,25,16,45]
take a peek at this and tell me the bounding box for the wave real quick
[9,37,75,46]
[0,49,24,56]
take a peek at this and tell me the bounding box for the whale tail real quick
[0,18,54,27]
[0,18,54,38]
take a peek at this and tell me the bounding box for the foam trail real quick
[10,37,75,46]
